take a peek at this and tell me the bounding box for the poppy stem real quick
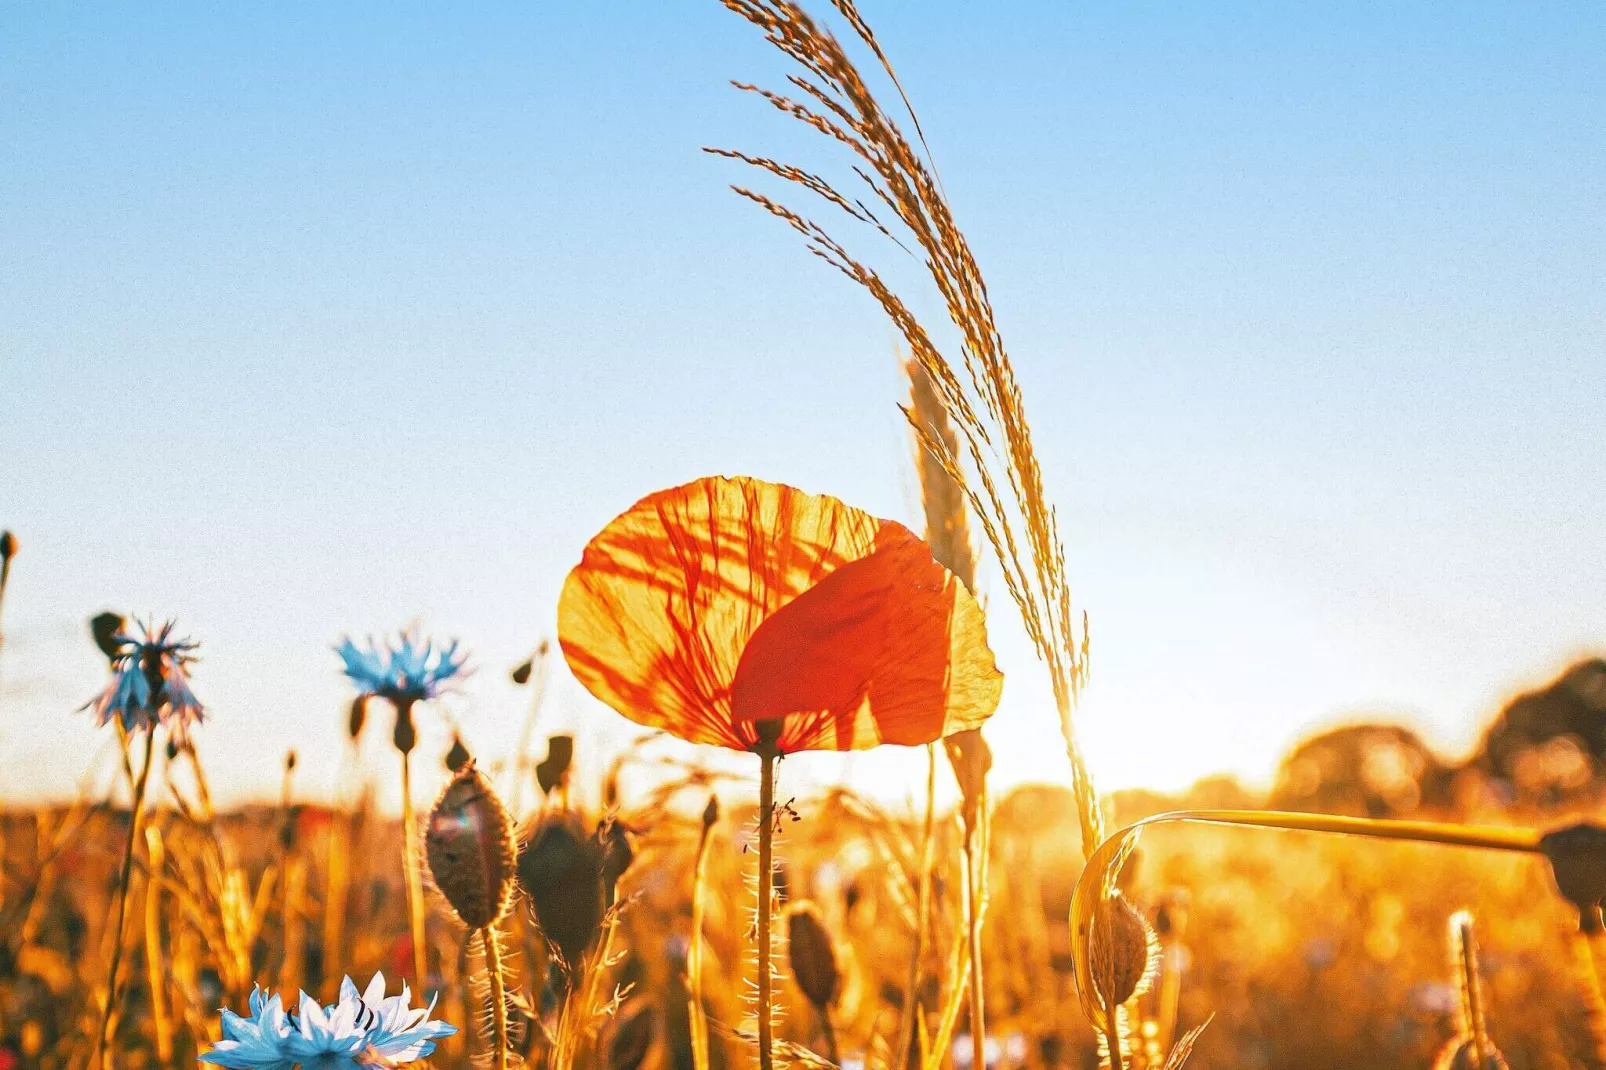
[688,800,717,1070]
[401,748,429,990]
[484,925,510,1070]
[93,725,155,1070]
[757,745,778,1070]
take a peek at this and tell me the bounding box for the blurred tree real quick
[1272,724,1454,817]
[1476,658,1606,805]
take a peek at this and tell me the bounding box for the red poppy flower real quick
[559,475,1002,754]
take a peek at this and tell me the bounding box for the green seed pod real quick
[786,901,840,1010]
[426,762,518,929]
[518,813,606,977]
[1088,892,1159,1009]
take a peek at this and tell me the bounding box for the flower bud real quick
[599,816,635,907]
[0,530,17,560]
[1540,823,1606,932]
[426,762,518,929]
[518,813,605,978]
[1088,892,1159,1009]
[347,695,368,740]
[786,901,840,1010]
[445,734,472,772]
[537,734,575,796]
[702,794,720,832]
[511,658,533,685]
[89,612,127,663]
[392,700,417,755]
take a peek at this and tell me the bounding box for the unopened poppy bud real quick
[786,901,840,1010]
[537,734,574,796]
[599,817,634,906]
[0,530,16,559]
[445,734,471,772]
[511,658,533,685]
[702,794,720,832]
[1540,823,1606,932]
[90,611,127,663]
[347,695,368,740]
[518,813,605,979]
[1088,892,1159,1009]
[392,701,417,755]
[607,1002,655,1070]
[1433,1039,1509,1070]
[426,762,517,929]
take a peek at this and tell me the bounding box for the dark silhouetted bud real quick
[1154,890,1191,939]
[348,696,368,741]
[518,813,605,979]
[392,699,417,755]
[90,612,127,663]
[427,762,517,928]
[786,902,839,1009]
[285,750,297,772]
[599,817,634,907]
[0,530,16,560]
[445,735,472,772]
[702,794,720,832]
[607,1001,655,1070]
[536,734,574,796]
[1089,892,1159,1009]
[511,659,533,686]
[1541,823,1606,932]
[166,737,181,762]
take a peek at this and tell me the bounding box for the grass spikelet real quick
[711,0,1103,862]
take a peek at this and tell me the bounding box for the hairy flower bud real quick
[518,813,605,977]
[426,762,517,929]
[786,902,840,1010]
[1540,823,1606,932]
[1088,892,1159,1009]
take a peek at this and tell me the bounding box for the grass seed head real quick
[786,901,840,1010]
[426,761,518,928]
[1089,892,1160,1009]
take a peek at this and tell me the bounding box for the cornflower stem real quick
[756,744,778,1070]
[895,744,937,1069]
[400,748,429,989]
[94,726,155,1070]
[142,826,173,1063]
[484,925,510,1070]
[688,810,716,1070]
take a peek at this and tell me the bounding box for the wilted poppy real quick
[558,475,1002,756]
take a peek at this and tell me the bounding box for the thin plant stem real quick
[895,745,937,1070]
[757,745,778,1070]
[93,726,155,1070]
[1579,930,1606,1069]
[141,825,173,1063]
[965,827,986,1070]
[688,808,717,1070]
[820,1007,840,1067]
[484,925,510,1070]
[400,749,429,989]
[1103,1011,1125,1070]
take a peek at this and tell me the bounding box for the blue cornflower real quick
[335,631,467,705]
[82,619,203,734]
[200,973,456,1069]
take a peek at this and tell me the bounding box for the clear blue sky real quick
[2,2,1602,810]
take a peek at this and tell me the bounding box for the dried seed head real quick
[347,695,368,740]
[90,611,127,663]
[536,734,575,796]
[517,812,605,977]
[1540,823,1606,932]
[1433,1038,1509,1070]
[445,734,472,772]
[786,901,840,1010]
[702,794,720,832]
[1088,892,1160,1009]
[607,1001,656,1070]
[0,530,17,559]
[426,761,518,928]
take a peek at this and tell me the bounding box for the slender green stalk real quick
[895,745,937,1070]
[484,926,510,1070]
[400,750,429,988]
[688,801,718,1070]
[93,727,155,1070]
[142,825,172,1063]
[756,746,778,1070]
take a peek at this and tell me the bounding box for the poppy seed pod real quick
[1088,892,1159,1009]
[537,734,575,796]
[90,612,127,663]
[1433,1038,1509,1070]
[518,813,606,975]
[0,530,16,559]
[445,734,471,772]
[607,1001,656,1070]
[786,902,840,1010]
[1540,823,1606,932]
[426,762,518,929]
